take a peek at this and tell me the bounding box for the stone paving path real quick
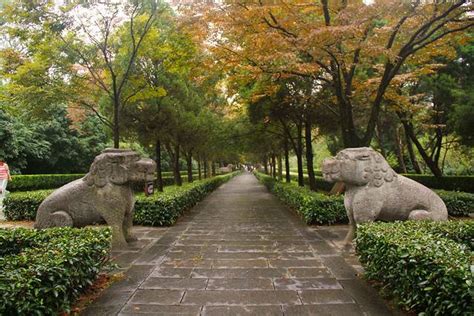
[83,173,395,316]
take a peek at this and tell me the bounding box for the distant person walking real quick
[0,160,12,197]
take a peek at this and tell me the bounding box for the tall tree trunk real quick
[277,154,283,181]
[203,156,208,179]
[211,161,216,176]
[395,125,407,173]
[404,127,422,174]
[155,139,163,192]
[296,124,304,187]
[338,100,365,148]
[284,139,290,183]
[271,154,277,179]
[305,118,317,191]
[401,119,442,177]
[198,158,202,180]
[113,100,120,148]
[375,121,387,157]
[173,144,182,186]
[186,152,193,183]
[263,156,269,174]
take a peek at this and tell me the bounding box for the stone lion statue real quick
[322,147,447,245]
[35,149,156,247]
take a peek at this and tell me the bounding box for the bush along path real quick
[3,172,240,224]
[83,172,394,315]
[0,227,112,315]
[256,173,474,220]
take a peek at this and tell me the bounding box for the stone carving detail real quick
[35,149,156,247]
[322,147,448,244]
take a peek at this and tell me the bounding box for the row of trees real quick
[188,0,473,185]
[0,0,239,186]
[1,0,473,185]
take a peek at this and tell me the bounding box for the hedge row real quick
[134,172,239,226]
[256,173,347,225]
[356,221,473,315]
[257,173,474,220]
[9,172,206,192]
[9,174,85,192]
[289,171,474,193]
[289,174,334,192]
[0,227,111,315]
[436,190,474,217]
[3,172,239,224]
[403,174,474,193]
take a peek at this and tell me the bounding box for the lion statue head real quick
[322,147,397,188]
[84,149,156,187]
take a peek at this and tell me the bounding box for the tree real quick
[2,0,160,148]
[194,0,473,148]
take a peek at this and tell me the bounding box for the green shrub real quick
[134,172,239,226]
[261,173,473,218]
[436,190,474,217]
[9,174,84,192]
[9,173,202,193]
[356,221,473,315]
[0,227,111,315]
[4,173,239,224]
[290,174,334,191]
[256,173,347,225]
[404,174,474,193]
[3,190,53,221]
[289,171,474,193]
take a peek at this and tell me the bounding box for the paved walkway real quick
[84,173,395,315]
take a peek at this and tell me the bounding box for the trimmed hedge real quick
[134,172,238,226]
[436,190,474,217]
[256,173,347,225]
[9,174,84,192]
[356,221,473,315]
[257,173,474,222]
[3,173,239,223]
[289,171,474,193]
[3,190,53,221]
[289,174,334,191]
[0,227,111,315]
[404,174,474,193]
[10,172,205,192]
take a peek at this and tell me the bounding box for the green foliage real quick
[404,174,474,193]
[436,190,474,217]
[0,107,108,174]
[255,173,347,225]
[9,174,84,192]
[9,172,201,193]
[3,173,239,222]
[134,172,239,226]
[356,221,473,315]
[3,190,52,221]
[257,173,474,222]
[290,174,334,192]
[290,170,474,193]
[0,110,50,172]
[0,227,111,315]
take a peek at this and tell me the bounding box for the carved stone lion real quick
[322,147,447,244]
[35,149,156,247]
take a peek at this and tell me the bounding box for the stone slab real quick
[140,277,208,290]
[206,278,274,290]
[181,290,301,306]
[283,304,364,316]
[202,306,283,316]
[120,304,201,315]
[129,289,184,305]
